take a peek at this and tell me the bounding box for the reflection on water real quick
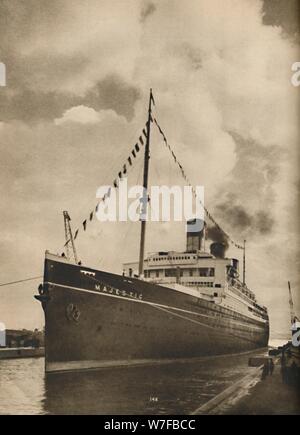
[0,358,45,415]
[0,351,266,415]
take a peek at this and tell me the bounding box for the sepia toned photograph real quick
[0,0,299,419]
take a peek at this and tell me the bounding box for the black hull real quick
[37,255,269,373]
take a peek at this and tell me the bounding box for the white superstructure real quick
[123,221,268,324]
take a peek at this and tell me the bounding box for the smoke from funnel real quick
[207,224,229,250]
[215,196,274,237]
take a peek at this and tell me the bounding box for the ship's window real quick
[198,268,215,277]
[165,269,177,277]
[214,292,218,297]
[189,269,193,277]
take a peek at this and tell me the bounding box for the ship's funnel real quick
[210,242,227,258]
[186,219,205,252]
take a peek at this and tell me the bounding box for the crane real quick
[63,211,78,264]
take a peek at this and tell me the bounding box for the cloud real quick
[263,0,300,40]
[55,105,127,127]
[0,75,140,123]
[55,105,103,125]
[84,76,141,120]
[140,1,156,22]
[215,194,275,238]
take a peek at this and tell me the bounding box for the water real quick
[0,351,266,415]
[269,338,289,348]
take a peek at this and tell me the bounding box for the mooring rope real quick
[0,276,43,287]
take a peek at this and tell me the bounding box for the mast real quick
[288,281,296,325]
[243,239,246,286]
[138,89,154,276]
[64,211,70,259]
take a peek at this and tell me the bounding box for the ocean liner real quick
[36,91,269,373]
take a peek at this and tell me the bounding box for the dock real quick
[192,356,300,415]
[0,347,45,360]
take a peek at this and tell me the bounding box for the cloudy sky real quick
[0,0,299,338]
